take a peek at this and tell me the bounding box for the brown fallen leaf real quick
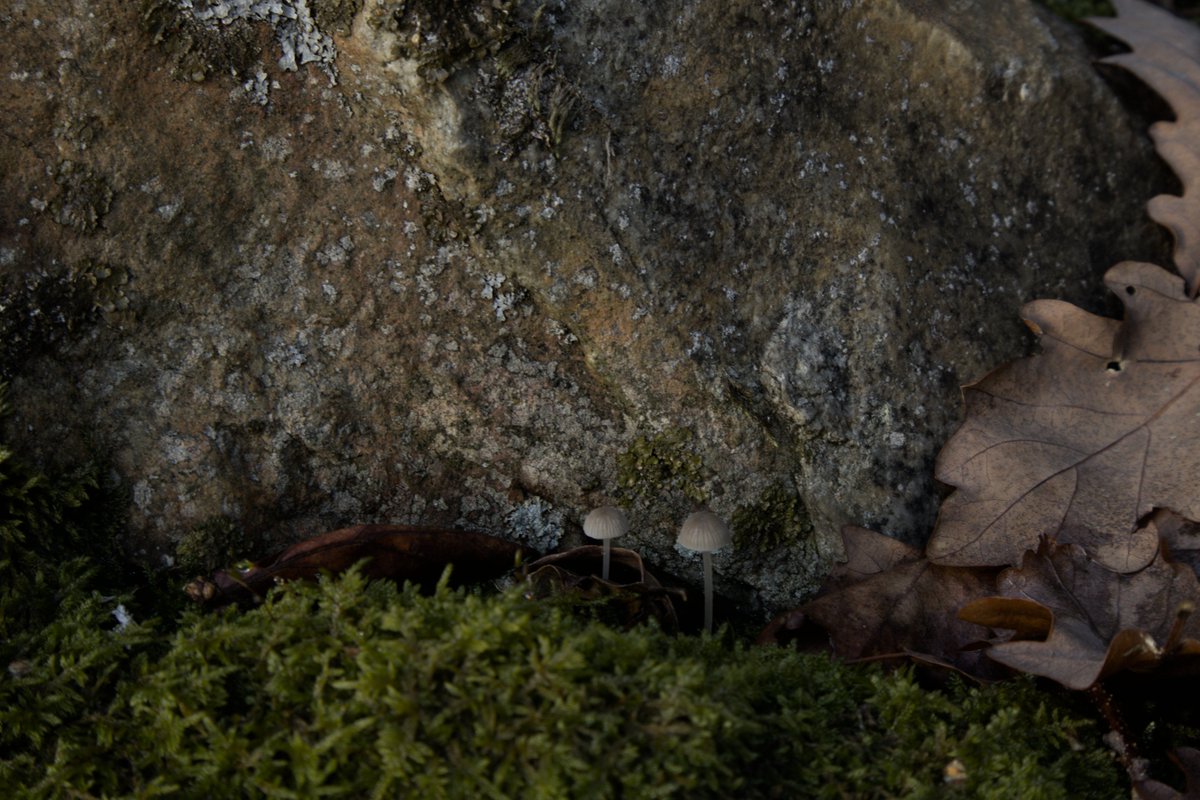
[820,524,919,594]
[958,538,1200,690]
[926,0,1200,573]
[1090,0,1200,296]
[186,523,526,607]
[521,545,684,631]
[1136,748,1200,800]
[928,259,1200,573]
[766,527,1001,676]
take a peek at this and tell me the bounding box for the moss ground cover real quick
[0,403,1128,799]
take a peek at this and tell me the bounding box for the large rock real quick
[0,0,1170,610]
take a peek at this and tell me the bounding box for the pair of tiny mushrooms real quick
[583,506,732,633]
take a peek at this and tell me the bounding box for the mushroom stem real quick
[602,539,611,581]
[703,550,714,634]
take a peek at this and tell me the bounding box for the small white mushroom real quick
[677,510,732,634]
[583,506,630,580]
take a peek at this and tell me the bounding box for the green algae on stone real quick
[174,515,250,577]
[74,261,132,318]
[616,427,710,505]
[731,481,814,551]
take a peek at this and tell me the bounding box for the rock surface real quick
[0,0,1172,611]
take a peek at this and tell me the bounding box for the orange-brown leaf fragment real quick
[969,538,1200,690]
[927,261,1200,571]
[957,597,1052,640]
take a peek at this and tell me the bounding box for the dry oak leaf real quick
[1090,0,1200,296]
[928,261,1200,572]
[790,526,1000,675]
[958,538,1200,690]
[186,523,526,607]
[928,0,1200,572]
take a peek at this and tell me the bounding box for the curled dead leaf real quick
[1154,508,1200,577]
[958,537,1200,690]
[1090,0,1200,296]
[521,545,684,631]
[188,523,526,607]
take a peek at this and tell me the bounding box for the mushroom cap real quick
[677,510,732,552]
[583,506,630,540]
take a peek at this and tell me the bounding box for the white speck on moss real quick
[111,604,134,631]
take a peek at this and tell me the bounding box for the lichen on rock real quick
[0,0,1177,613]
[142,0,341,80]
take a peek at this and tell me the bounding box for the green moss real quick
[731,482,814,551]
[173,515,251,578]
[616,427,710,505]
[2,561,1129,798]
[0,391,1170,799]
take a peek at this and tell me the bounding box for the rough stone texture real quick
[0,0,1172,612]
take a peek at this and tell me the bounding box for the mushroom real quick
[677,510,732,634]
[583,506,630,580]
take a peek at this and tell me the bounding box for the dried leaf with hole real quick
[928,262,1200,572]
[926,0,1200,573]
